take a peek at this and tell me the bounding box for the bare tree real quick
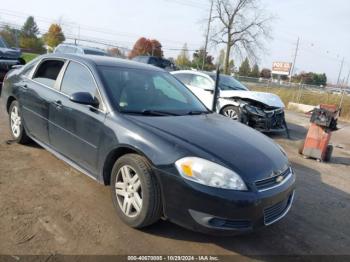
[211,0,272,74]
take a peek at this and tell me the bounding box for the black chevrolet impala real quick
[1,54,295,234]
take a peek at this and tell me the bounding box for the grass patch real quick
[245,84,350,120]
[21,52,39,63]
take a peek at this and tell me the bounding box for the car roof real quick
[172,70,233,79]
[38,53,165,72]
[57,43,107,52]
[172,70,214,78]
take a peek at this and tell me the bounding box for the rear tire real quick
[110,154,162,228]
[8,100,31,144]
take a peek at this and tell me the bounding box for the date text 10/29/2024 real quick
[127,256,220,261]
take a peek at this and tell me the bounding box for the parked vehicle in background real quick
[0,36,25,90]
[1,54,295,235]
[172,70,287,133]
[54,43,109,56]
[132,56,177,71]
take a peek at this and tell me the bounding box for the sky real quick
[1,0,349,83]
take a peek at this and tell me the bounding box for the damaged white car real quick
[172,70,288,133]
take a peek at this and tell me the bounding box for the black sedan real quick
[1,54,295,234]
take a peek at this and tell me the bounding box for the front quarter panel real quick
[97,112,192,181]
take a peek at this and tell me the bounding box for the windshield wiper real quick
[121,110,180,116]
[186,110,211,115]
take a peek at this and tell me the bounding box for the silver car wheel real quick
[224,109,238,120]
[115,165,143,218]
[10,105,22,138]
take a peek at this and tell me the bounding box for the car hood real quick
[0,47,21,60]
[220,90,285,108]
[126,113,289,182]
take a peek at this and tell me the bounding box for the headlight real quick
[175,157,247,190]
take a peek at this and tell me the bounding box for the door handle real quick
[22,84,28,91]
[53,100,62,109]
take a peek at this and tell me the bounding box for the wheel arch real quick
[6,96,17,113]
[102,145,154,186]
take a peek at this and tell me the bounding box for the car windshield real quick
[98,66,209,115]
[210,74,249,91]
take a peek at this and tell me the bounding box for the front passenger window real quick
[60,61,100,105]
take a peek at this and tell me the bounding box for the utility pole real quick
[339,69,350,109]
[289,37,300,86]
[336,57,344,88]
[202,0,214,70]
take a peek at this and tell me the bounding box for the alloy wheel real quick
[115,165,143,218]
[224,109,238,120]
[10,105,21,138]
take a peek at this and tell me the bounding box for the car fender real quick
[217,98,241,113]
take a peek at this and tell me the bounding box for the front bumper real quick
[156,166,296,235]
[242,107,286,132]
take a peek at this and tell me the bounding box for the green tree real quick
[21,16,39,38]
[292,72,327,86]
[19,16,44,53]
[192,48,215,71]
[0,25,20,47]
[43,24,65,49]
[176,43,191,69]
[250,64,260,77]
[238,57,251,76]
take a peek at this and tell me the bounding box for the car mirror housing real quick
[69,92,99,107]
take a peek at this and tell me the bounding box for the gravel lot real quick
[0,108,350,257]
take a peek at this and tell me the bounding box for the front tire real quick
[221,105,240,121]
[111,154,162,228]
[8,100,31,144]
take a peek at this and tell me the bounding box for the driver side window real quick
[190,75,213,90]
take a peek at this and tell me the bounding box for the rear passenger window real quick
[60,61,100,102]
[32,60,65,88]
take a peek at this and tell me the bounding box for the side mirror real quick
[69,92,99,107]
[204,88,214,94]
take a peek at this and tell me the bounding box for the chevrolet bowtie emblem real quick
[276,176,284,183]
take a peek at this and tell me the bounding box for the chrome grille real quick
[264,192,294,225]
[255,167,292,191]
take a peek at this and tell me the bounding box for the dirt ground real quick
[0,108,350,257]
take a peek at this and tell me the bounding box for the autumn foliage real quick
[43,24,65,48]
[128,37,163,58]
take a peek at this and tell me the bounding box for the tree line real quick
[0,16,65,53]
[0,7,327,86]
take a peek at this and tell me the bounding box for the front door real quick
[49,61,106,175]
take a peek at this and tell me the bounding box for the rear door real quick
[48,61,106,174]
[19,58,65,144]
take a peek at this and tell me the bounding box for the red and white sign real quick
[272,62,292,75]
